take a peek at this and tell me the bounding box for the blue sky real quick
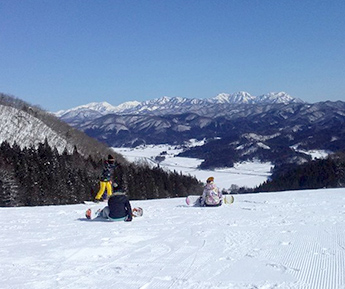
[1,0,344,111]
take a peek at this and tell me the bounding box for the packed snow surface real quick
[1,188,345,289]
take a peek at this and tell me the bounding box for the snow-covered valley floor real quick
[113,145,273,189]
[1,188,345,289]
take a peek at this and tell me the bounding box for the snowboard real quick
[85,207,103,220]
[84,200,107,205]
[185,195,201,206]
[185,195,234,207]
[223,194,235,204]
[85,205,144,220]
[132,207,144,217]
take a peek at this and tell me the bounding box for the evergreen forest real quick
[0,140,202,207]
[252,151,345,193]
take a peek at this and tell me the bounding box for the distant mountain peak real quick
[212,91,255,104]
[257,92,301,104]
[55,101,114,117]
[55,100,141,119]
[210,91,301,105]
[212,93,231,103]
[114,100,141,111]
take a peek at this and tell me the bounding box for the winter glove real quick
[125,212,133,221]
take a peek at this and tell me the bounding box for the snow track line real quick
[166,240,207,289]
[264,225,345,289]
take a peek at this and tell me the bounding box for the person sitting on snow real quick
[200,177,223,207]
[100,184,133,222]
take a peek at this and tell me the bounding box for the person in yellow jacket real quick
[94,155,116,202]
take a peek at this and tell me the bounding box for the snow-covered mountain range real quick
[55,91,303,123]
[55,90,345,169]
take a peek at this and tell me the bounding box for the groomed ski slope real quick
[1,188,345,289]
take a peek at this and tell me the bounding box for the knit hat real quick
[206,177,214,183]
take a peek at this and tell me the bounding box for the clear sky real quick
[1,0,344,111]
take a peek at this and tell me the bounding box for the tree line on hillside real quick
[0,140,202,207]
[250,151,345,193]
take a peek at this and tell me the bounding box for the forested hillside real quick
[0,93,122,161]
[0,140,202,207]
[253,151,345,193]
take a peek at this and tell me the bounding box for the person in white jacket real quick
[200,177,223,207]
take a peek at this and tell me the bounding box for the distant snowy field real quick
[113,144,273,189]
[1,188,345,289]
[113,144,330,190]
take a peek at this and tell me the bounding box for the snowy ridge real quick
[211,91,302,104]
[0,105,73,153]
[211,91,255,104]
[55,100,140,123]
[55,91,303,119]
[1,188,344,288]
